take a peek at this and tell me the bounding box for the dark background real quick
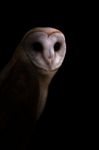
[0,3,91,148]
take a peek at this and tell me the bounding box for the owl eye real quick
[32,42,43,52]
[54,42,61,51]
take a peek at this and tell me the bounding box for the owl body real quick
[0,49,52,149]
[0,27,66,149]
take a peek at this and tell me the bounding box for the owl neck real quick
[38,72,56,87]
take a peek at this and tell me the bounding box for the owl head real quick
[17,27,66,75]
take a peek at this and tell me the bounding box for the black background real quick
[0,2,92,148]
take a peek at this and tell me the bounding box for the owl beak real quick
[47,58,53,67]
[45,48,55,66]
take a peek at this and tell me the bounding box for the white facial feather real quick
[21,28,66,71]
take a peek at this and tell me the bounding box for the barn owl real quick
[0,27,66,149]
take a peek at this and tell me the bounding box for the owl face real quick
[21,27,66,72]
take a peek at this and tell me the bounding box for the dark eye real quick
[54,42,61,51]
[32,42,43,52]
